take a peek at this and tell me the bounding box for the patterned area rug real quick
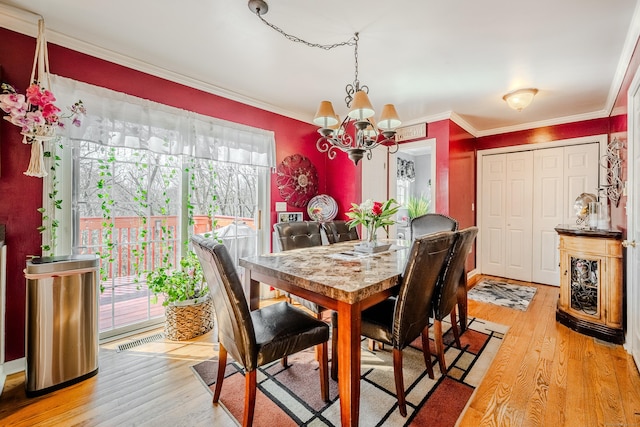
[468,279,537,311]
[191,317,507,427]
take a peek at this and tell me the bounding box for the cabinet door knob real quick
[622,240,637,248]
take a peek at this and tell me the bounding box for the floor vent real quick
[116,332,165,352]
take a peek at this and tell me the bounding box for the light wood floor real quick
[1,276,639,426]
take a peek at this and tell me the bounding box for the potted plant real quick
[406,194,430,219]
[146,251,214,341]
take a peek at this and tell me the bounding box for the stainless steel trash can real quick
[24,255,99,396]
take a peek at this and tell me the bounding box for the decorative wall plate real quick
[307,194,338,222]
[276,154,318,208]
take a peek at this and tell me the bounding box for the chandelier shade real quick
[378,104,401,131]
[313,101,339,127]
[347,91,375,120]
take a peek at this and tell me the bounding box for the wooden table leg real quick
[337,300,361,427]
[244,269,261,311]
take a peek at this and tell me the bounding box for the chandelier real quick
[248,0,402,165]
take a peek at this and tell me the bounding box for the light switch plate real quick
[275,202,287,212]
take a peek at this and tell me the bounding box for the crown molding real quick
[0,3,628,139]
[475,109,609,137]
[0,5,309,125]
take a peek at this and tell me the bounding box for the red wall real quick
[0,28,357,361]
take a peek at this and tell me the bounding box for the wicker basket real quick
[164,295,215,341]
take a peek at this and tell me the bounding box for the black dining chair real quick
[430,226,478,374]
[408,213,471,333]
[273,221,328,318]
[409,213,458,240]
[331,231,456,417]
[191,235,329,427]
[322,220,360,244]
[274,221,323,251]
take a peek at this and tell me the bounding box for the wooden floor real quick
[1,276,640,426]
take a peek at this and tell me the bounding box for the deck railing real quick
[78,214,255,333]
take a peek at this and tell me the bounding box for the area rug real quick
[191,317,507,427]
[468,279,537,311]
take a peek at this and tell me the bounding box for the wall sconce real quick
[503,88,538,111]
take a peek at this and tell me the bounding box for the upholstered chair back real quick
[409,213,458,240]
[392,231,456,346]
[191,235,257,370]
[274,221,323,251]
[432,226,479,321]
[323,220,360,244]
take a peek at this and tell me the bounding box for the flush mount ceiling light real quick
[502,88,539,112]
[248,0,401,165]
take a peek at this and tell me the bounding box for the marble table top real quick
[240,240,411,304]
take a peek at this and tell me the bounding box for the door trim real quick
[477,134,608,281]
[625,63,640,359]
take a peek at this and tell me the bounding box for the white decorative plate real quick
[307,194,338,222]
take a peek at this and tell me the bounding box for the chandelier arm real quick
[316,136,339,160]
[254,12,355,50]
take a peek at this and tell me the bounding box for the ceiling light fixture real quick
[248,0,401,165]
[503,88,538,112]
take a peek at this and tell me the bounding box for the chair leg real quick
[213,344,227,404]
[450,310,462,348]
[457,269,468,333]
[434,319,447,374]
[318,342,329,402]
[392,348,407,417]
[315,311,323,362]
[281,356,289,368]
[243,369,257,427]
[331,313,338,381]
[420,328,435,379]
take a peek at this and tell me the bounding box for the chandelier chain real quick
[255,12,356,50]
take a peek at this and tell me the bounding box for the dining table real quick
[239,239,410,427]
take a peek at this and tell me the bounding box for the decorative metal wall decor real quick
[275,154,318,208]
[600,137,624,207]
[397,158,416,182]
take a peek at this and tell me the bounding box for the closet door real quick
[504,151,534,282]
[563,144,600,225]
[532,143,600,285]
[532,147,564,286]
[481,154,507,277]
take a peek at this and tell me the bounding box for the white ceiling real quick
[1,0,639,137]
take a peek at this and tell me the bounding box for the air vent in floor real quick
[116,332,165,352]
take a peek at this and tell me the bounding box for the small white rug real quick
[468,279,537,311]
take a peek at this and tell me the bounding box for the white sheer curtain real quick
[50,75,276,167]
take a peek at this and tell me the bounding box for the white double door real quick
[481,143,600,285]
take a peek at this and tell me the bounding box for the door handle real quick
[622,240,637,248]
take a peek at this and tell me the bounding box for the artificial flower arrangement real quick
[345,198,400,243]
[0,82,85,138]
[0,82,85,177]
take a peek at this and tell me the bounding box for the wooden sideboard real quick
[555,225,624,344]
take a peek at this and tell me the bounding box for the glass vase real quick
[367,223,377,246]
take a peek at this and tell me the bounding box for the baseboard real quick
[0,358,25,397]
[467,268,480,285]
[3,357,25,375]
